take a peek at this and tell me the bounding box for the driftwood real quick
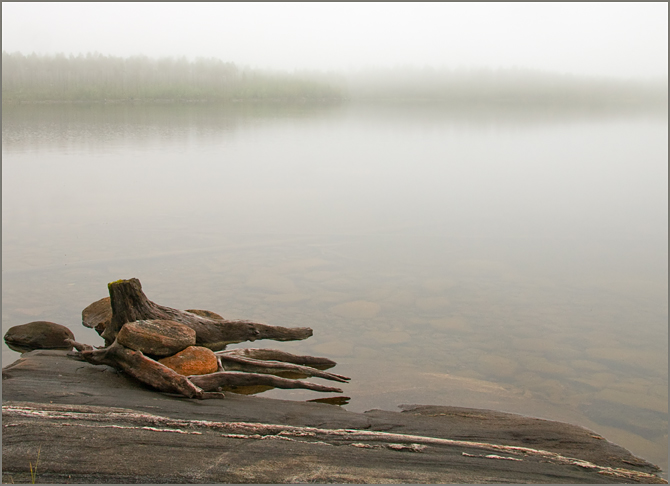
[100,278,313,350]
[217,352,350,382]
[72,278,349,400]
[188,371,344,394]
[219,348,337,370]
[68,340,224,400]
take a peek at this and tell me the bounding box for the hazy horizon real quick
[3,50,667,107]
[2,3,667,80]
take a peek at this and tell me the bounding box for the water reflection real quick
[1,102,340,154]
[2,102,667,471]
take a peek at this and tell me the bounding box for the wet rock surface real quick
[2,350,666,484]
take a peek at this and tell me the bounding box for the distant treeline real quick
[1,52,343,102]
[2,51,667,107]
[345,67,668,107]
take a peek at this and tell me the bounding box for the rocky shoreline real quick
[2,350,666,484]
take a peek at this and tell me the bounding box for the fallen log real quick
[217,353,350,383]
[100,278,312,350]
[219,348,337,370]
[188,371,345,394]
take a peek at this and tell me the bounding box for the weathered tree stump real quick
[100,278,313,350]
[71,278,349,400]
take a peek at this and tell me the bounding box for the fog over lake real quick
[2,1,668,475]
[2,101,667,470]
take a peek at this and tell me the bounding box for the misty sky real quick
[2,2,668,79]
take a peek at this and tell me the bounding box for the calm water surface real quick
[2,102,667,470]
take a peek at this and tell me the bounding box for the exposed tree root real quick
[188,371,344,394]
[217,352,350,382]
[101,278,312,350]
[71,278,348,400]
[68,339,224,400]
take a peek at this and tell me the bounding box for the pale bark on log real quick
[218,348,337,370]
[217,354,350,383]
[188,371,344,394]
[67,339,224,400]
[100,278,312,350]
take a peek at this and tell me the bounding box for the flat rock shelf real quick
[2,350,666,484]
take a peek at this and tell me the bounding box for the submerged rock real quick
[158,345,219,376]
[116,319,196,357]
[3,321,75,353]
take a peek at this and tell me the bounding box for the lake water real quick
[2,101,667,471]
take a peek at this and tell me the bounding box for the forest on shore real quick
[1,52,343,103]
[2,51,667,107]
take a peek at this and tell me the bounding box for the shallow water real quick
[2,102,667,470]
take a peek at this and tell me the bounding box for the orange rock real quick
[159,346,218,376]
